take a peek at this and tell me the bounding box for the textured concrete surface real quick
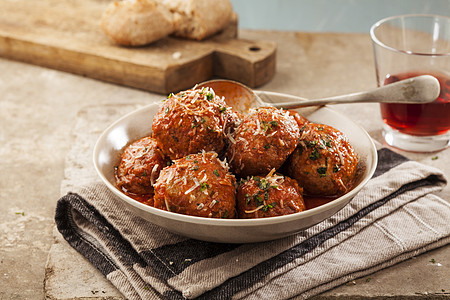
[0,30,449,299]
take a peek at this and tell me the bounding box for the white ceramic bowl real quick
[93,101,377,243]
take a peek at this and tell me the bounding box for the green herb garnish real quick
[309,148,320,160]
[200,182,209,191]
[333,164,340,173]
[262,202,277,212]
[317,166,327,177]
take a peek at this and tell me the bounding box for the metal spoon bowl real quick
[197,75,440,113]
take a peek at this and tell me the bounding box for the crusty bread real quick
[101,0,175,46]
[100,0,234,46]
[159,0,233,40]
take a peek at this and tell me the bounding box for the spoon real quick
[197,75,440,112]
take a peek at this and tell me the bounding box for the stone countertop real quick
[0,30,448,299]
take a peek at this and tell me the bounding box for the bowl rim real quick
[93,102,378,228]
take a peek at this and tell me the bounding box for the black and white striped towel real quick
[55,147,449,299]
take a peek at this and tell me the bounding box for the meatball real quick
[236,170,305,218]
[153,151,236,218]
[286,123,358,196]
[151,87,240,160]
[225,106,300,177]
[115,136,168,196]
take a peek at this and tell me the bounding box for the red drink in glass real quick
[371,14,450,151]
[381,72,450,136]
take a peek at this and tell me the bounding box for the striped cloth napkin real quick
[55,105,450,300]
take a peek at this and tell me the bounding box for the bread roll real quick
[101,0,175,46]
[161,0,233,40]
[100,0,234,46]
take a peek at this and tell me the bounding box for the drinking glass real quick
[370,14,450,152]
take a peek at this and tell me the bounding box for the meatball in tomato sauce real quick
[286,123,358,196]
[236,170,305,219]
[115,136,168,196]
[153,151,236,218]
[225,106,300,177]
[151,87,240,160]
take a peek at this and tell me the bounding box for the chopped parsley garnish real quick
[261,120,277,131]
[200,182,209,191]
[431,156,439,160]
[333,164,340,173]
[308,141,317,147]
[258,178,269,190]
[222,209,229,218]
[309,148,320,160]
[205,92,214,100]
[219,106,227,113]
[213,169,220,176]
[317,126,324,131]
[319,138,332,149]
[262,202,277,212]
[264,144,271,149]
[191,119,206,128]
[168,93,174,98]
[245,193,251,204]
[317,166,327,177]
[254,194,263,206]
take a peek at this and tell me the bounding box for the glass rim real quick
[370,14,450,57]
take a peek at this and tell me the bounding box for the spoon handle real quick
[256,75,440,109]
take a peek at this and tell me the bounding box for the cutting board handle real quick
[212,38,276,88]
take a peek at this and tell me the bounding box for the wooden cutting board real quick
[0,0,276,94]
